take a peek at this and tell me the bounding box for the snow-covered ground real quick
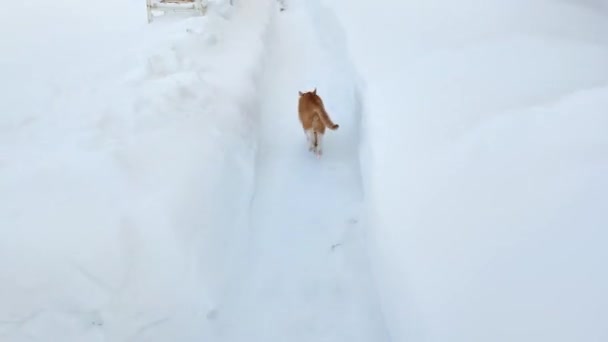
[1,0,274,340]
[2,0,607,341]
[199,2,386,341]
[325,0,608,341]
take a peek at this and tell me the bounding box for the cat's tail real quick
[317,107,339,130]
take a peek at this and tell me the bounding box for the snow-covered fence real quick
[146,0,207,23]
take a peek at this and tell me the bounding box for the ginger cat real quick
[298,88,339,157]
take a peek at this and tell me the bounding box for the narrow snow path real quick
[207,2,388,341]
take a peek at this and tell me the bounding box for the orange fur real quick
[298,88,339,157]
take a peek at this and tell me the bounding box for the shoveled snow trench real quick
[204,1,388,341]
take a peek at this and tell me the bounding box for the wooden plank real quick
[147,0,206,23]
[160,0,194,3]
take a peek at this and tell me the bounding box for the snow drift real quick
[324,0,608,341]
[2,0,607,341]
[0,0,274,340]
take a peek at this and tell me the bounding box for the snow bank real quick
[324,0,608,341]
[0,0,274,340]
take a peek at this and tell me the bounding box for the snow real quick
[324,0,608,341]
[1,0,273,340]
[2,0,607,341]
[199,2,386,341]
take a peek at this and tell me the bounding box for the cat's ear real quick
[313,88,317,94]
[298,91,304,96]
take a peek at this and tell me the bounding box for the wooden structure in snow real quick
[146,0,207,23]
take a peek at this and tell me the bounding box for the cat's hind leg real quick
[305,129,315,152]
[315,132,324,158]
